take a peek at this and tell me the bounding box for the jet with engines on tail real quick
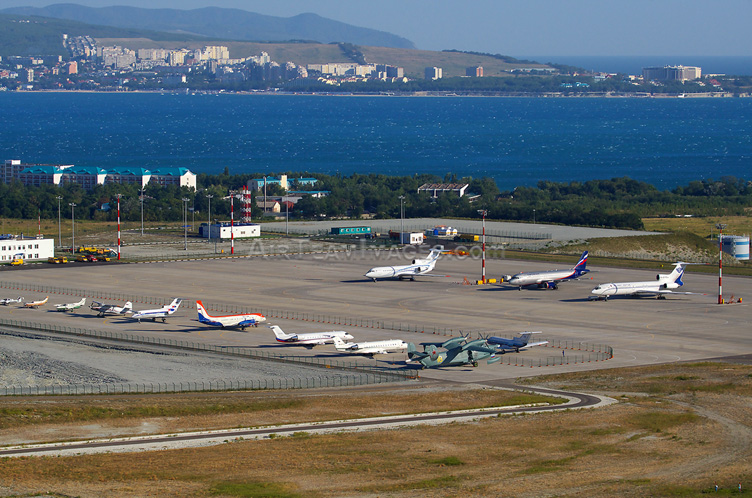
[196,300,265,330]
[0,296,23,306]
[502,251,589,290]
[488,331,548,353]
[270,325,353,348]
[332,335,407,357]
[364,247,444,281]
[590,262,699,301]
[132,298,182,322]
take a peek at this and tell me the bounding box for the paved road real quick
[0,381,613,457]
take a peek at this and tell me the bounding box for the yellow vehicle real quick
[10,254,24,266]
[454,233,480,243]
[76,254,97,262]
[96,255,111,262]
[77,246,98,254]
[47,256,68,264]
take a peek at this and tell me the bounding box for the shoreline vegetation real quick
[2,175,749,231]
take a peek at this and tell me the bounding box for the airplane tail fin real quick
[670,263,686,286]
[166,298,181,313]
[196,300,212,320]
[124,301,132,311]
[270,325,292,340]
[573,251,589,273]
[332,336,346,349]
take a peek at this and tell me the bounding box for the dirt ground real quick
[0,361,751,497]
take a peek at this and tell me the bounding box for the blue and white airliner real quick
[502,251,589,290]
[590,262,699,301]
[132,297,182,322]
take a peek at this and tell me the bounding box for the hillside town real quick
[0,34,736,95]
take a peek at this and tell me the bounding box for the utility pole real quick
[478,209,487,284]
[56,195,62,249]
[116,193,122,260]
[139,188,145,236]
[206,194,213,244]
[182,198,190,251]
[716,223,726,304]
[399,195,405,244]
[69,202,76,254]
[230,194,234,255]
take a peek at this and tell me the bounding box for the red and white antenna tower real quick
[241,186,253,224]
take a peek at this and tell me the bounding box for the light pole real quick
[285,198,289,235]
[206,194,213,244]
[69,202,76,253]
[116,193,122,260]
[56,195,62,249]
[399,195,405,244]
[182,198,189,251]
[230,194,234,255]
[139,188,145,236]
[478,209,487,284]
[717,223,726,304]
[533,208,536,225]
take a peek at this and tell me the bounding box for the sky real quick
[4,0,752,56]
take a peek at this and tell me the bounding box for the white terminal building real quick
[201,223,261,240]
[0,235,55,263]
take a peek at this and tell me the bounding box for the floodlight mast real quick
[716,223,726,304]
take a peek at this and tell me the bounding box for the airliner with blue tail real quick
[196,300,265,330]
[502,251,590,290]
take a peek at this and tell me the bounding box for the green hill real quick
[0,13,209,57]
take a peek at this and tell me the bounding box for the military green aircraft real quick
[406,336,500,369]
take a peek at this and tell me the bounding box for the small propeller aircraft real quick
[407,336,499,368]
[54,297,87,312]
[23,296,49,308]
[0,296,24,306]
[90,300,133,317]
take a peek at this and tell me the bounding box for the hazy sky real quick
[5,0,752,56]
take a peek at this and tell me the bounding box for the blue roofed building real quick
[149,167,197,189]
[106,167,152,188]
[61,166,108,190]
[18,165,65,187]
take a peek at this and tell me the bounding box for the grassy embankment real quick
[1,363,751,497]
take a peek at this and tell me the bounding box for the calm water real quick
[1,92,750,191]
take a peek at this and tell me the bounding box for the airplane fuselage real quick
[334,339,407,355]
[507,269,582,289]
[591,280,680,298]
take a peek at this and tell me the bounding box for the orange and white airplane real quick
[196,300,266,330]
[24,296,48,308]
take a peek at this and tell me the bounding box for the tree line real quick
[0,174,749,231]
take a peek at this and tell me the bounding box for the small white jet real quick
[487,332,548,353]
[0,296,23,306]
[54,297,86,312]
[196,300,266,330]
[332,335,408,357]
[502,251,589,290]
[90,300,133,317]
[23,296,49,308]
[270,325,354,349]
[364,247,444,281]
[590,262,696,301]
[132,298,182,322]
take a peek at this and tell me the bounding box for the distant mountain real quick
[1,4,416,49]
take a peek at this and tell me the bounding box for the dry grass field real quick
[1,362,751,497]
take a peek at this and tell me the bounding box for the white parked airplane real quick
[270,325,354,348]
[364,247,444,281]
[54,297,86,312]
[487,332,548,353]
[196,300,266,330]
[132,298,182,322]
[502,251,589,290]
[23,296,49,308]
[332,335,408,357]
[90,300,133,317]
[590,262,697,301]
[0,296,23,306]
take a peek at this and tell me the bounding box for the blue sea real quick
[1,92,750,191]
